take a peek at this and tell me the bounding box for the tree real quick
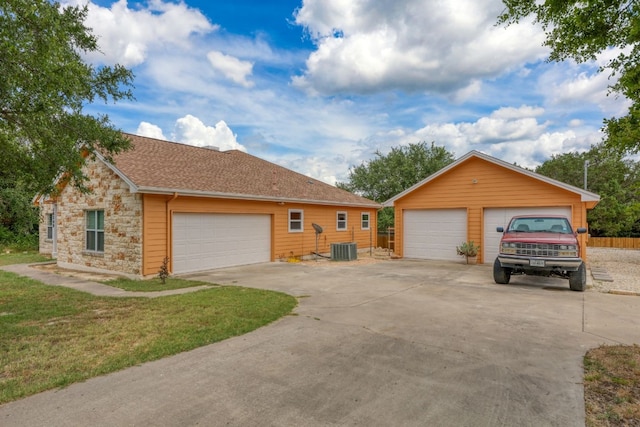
[337,142,456,229]
[0,0,134,195]
[535,144,640,236]
[498,0,640,154]
[0,182,39,247]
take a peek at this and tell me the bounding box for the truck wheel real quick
[493,258,511,284]
[569,262,586,292]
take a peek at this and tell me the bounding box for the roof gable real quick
[103,134,379,208]
[383,150,600,206]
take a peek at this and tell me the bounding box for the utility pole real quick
[584,160,590,190]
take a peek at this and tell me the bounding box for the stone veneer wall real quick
[55,158,143,276]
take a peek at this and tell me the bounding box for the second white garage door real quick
[173,213,271,274]
[483,206,572,264]
[403,209,467,261]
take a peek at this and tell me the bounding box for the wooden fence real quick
[377,231,395,250]
[587,237,640,249]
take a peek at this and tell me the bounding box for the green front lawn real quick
[0,250,50,266]
[0,271,297,404]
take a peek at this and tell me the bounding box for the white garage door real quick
[173,213,271,274]
[483,207,572,264]
[403,209,467,261]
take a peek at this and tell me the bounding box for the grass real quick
[0,250,50,266]
[104,277,211,292]
[584,344,640,426]
[0,270,297,404]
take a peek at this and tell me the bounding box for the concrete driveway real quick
[1,259,639,426]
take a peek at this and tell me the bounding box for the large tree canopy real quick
[0,0,134,195]
[499,0,640,154]
[535,144,640,237]
[337,142,455,229]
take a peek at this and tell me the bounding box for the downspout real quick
[166,193,178,273]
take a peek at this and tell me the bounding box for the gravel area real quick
[588,247,640,295]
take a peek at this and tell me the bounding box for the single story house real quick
[384,150,600,264]
[37,134,380,277]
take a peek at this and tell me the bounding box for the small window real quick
[289,209,304,232]
[337,211,347,231]
[361,212,370,230]
[85,210,104,252]
[46,213,55,240]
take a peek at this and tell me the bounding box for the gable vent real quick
[330,242,357,261]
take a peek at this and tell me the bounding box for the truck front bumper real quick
[497,255,583,271]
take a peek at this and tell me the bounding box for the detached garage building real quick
[384,151,600,264]
[37,134,379,277]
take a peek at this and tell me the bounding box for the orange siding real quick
[142,195,168,275]
[394,157,590,263]
[142,194,376,276]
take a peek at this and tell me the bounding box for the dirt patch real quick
[588,248,640,294]
[31,263,122,282]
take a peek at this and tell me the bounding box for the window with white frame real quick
[85,210,104,252]
[288,209,304,232]
[361,212,370,230]
[336,211,347,231]
[46,213,55,240]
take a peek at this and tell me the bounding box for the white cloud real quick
[172,115,247,152]
[293,0,548,95]
[136,122,166,140]
[207,51,254,87]
[536,47,632,118]
[382,105,600,169]
[490,106,545,120]
[541,67,631,117]
[62,0,215,67]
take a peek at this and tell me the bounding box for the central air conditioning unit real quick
[330,242,358,261]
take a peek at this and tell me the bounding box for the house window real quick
[46,213,55,240]
[337,211,347,231]
[85,210,104,252]
[361,212,370,230]
[289,209,304,232]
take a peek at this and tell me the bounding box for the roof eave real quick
[136,186,382,208]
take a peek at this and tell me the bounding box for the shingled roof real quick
[102,133,380,208]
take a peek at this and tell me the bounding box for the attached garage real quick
[483,206,572,264]
[173,213,271,274]
[404,209,467,261]
[384,151,600,264]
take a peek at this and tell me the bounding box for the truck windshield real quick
[508,217,572,234]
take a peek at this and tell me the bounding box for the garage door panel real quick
[404,209,467,261]
[483,207,571,264]
[173,213,270,274]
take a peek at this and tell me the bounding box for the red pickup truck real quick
[493,215,588,291]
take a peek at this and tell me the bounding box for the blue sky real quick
[68,0,629,185]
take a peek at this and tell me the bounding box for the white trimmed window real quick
[288,209,304,232]
[85,210,104,252]
[337,211,347,231]
[46,213,55,240]
[361,212,370,230]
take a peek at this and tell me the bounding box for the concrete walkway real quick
[1,260,639,426]
[0,263,212,298]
